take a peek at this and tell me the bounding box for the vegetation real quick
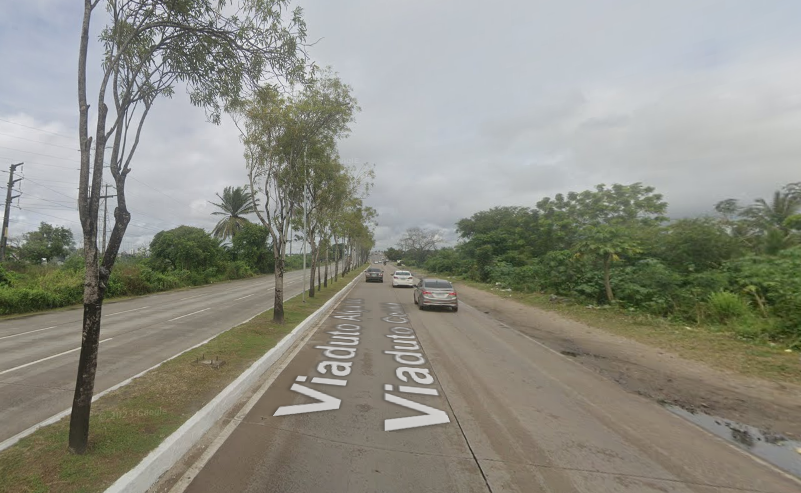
[209,186,259,240]
[0,265,366,493]
[69,0,311,454]
[411,181,801,347]
[1,222,283,316]
[231,68,374,323]
[15,222,74,264]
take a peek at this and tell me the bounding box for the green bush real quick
[225,261,255,280]
[726,246,801,335]
[613,259,682,316]
[0,264,14,287]
[0,287,64,314]
[707,291,751,323]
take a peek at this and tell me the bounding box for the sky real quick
[1,0,801,252]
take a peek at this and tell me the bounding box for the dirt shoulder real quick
[455,283,801,440]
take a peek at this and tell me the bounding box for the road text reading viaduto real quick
[272,298,365,416]
[380,302,451,431]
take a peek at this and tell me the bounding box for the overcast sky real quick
[1,1,800,252]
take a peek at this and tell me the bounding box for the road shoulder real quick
[454,282,801,440]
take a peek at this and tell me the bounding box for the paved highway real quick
[0,265,338,445]
[170,265,800,493]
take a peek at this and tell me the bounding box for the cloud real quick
[3,0,801,254]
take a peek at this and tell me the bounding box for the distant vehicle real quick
[414,278,458,312]
[365,267,384,283]
[391,270,414,288]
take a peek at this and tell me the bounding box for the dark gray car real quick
[414,278,458,312]
[365,267,384,283]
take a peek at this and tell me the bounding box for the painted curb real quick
[104,269,364,493]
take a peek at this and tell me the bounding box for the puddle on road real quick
[665,405,801,479]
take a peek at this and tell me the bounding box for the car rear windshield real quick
[424,280,453,289]
[395,271,410,276]
[367,268,381,272]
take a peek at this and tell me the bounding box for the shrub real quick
[707,291,751,323]
[0,264,14,287]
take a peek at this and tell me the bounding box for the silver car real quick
[414,278,458,312]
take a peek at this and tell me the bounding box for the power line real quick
[0,145,79,163]
[0,131,80,151]
[128,175,186,207]
[0,118,75,140]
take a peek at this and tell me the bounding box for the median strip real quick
[0,266,366,493]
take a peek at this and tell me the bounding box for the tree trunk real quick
[308,238,317,298]
[324,242,329,287]
[603,254,614,303]
[68,236,103,453]
[274,253,285,323]
[317,259,321,292]
[333,234,339,281]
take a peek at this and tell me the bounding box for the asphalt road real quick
[173,265,801,493]
[0,265,337,445]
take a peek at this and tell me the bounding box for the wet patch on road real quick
[665,404,801,479]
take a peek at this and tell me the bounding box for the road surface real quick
[172,268,800,492]
[0,265,337,445]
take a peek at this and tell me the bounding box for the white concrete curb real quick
[104,269,364,493]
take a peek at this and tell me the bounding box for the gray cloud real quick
[2,0,800,253]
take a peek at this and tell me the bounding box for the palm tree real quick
[210,186,258,240]
[743,184,801,234]
[742,183,801,253]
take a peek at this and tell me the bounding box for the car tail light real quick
[422,291,433,295]
[449,292,457,296]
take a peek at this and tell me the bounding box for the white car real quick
[391,270,414,288]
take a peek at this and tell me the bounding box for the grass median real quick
[0,266,364,493]
[416,270,801,386]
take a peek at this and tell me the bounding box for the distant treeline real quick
[411,182,801,345]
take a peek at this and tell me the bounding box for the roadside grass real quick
[425,272,801,386]
[0,267,364,493]
[0,263,316,322]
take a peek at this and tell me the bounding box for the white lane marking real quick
[168,308,211,322]
[0,338,113,376]
[234,294,255,301]
[0,326,58,341]
[106,306,150,317]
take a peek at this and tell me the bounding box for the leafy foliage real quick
[422,180,801,344]
[17,222,75,263]
[210,186,257,240]
[231,222,274,273]
[149,226,224,273]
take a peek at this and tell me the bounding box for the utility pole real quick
[302,145,307,302]
[0,162,23,262]
[99,184,116,258]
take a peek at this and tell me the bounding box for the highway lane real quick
[0,264,342,444]
[174,267,801,493]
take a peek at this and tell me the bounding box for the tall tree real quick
[398,227,442,264]
[210,185,257,240]
[18,222,75,263]
[70,0,307,454]
[715,182,801,254]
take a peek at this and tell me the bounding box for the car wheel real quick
[413,294,418,304]
[418,301,424,311]
[453,306,458,312]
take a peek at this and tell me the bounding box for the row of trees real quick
[59,0,375,454]
[401,182,801,343]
